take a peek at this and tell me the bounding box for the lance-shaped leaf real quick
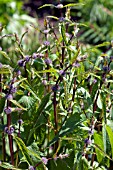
[0,162,23,170]
[49,113,82,146]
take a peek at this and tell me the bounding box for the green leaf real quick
[36,68,58,74]
[94,133,104,163]
[78,156,90,170]
[14,136,32,164]
[102,124,107,153]
[106,125,113,159]
[20,82,40,101]
[95,42,110,48]
[35,92,51,121]
[0,97,5,113]
[63,3,84,8]
[0,51,10,60]
[0,162,22,170]
[10,100,27,111]
[49,113,82,146]
[0,65,12,74]
[47,16,59,20]
[97,94,102,109]
[38,4,55,9]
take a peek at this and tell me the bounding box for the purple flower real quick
[29,165,35,170]
[25,56,30,62]
[42,80,47,85]
[4,126,14,135]
[59,153,69,159]
[10,86,17,93]
[0,63,2,68]
[88,129,94,135]
[65,33,71,38]
[32,53,37,59]
[43,29,50,34]
[44,58,52,65]
[41,157,48,165]
[103,66,110,72]
[72,62,80,67]
[4,107,12,114]
[59,70,65,76]
[110,56,113,61]
[93,79,97,84]
[18,59,25,67]
[0,47,2,51]
[4,127,9,133]
[18,119,23,125]
[6,94,13,100]
[51,84,60,92]
[59,17,65,22]
[10,127,14,134]
[17,70,21,76]
[84,138,91,145]
[43,41,50,46]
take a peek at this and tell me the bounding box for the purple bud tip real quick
[43,29,50,34]
[59,17,65,22]
[25,56,30,62]
[42,80,47,85]
[65,33,71,38]
[18,59,25,67]
[43,41,50,46]
[51,84,60,92]
[59,70,65,76]
[32,53,37,59]
[110,56,113,61]
[28,166,35,170]
[6,94,13,101]
[93,79,97,84]
[10,86,17,93]
[72,62,80,67]
[17,70,21,76]
[41,157,48,165]
[84,138,91,145]
[4,107,12,114]
[103,66,110,72]
[88,129,94,135]
[44,58,52,65]
[18,119,23,125]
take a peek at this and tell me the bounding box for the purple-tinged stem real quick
[7,101,14,165]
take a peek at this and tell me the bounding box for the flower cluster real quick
[51,84,60,92]
[4,126,14,135]
[18,55,30,67]
[4,107,12,114]
[41,153,69,165]
[44,58,52,65]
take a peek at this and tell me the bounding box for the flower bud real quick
[56,4,63,9]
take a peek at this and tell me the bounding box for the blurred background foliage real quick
[1,0,113,62]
